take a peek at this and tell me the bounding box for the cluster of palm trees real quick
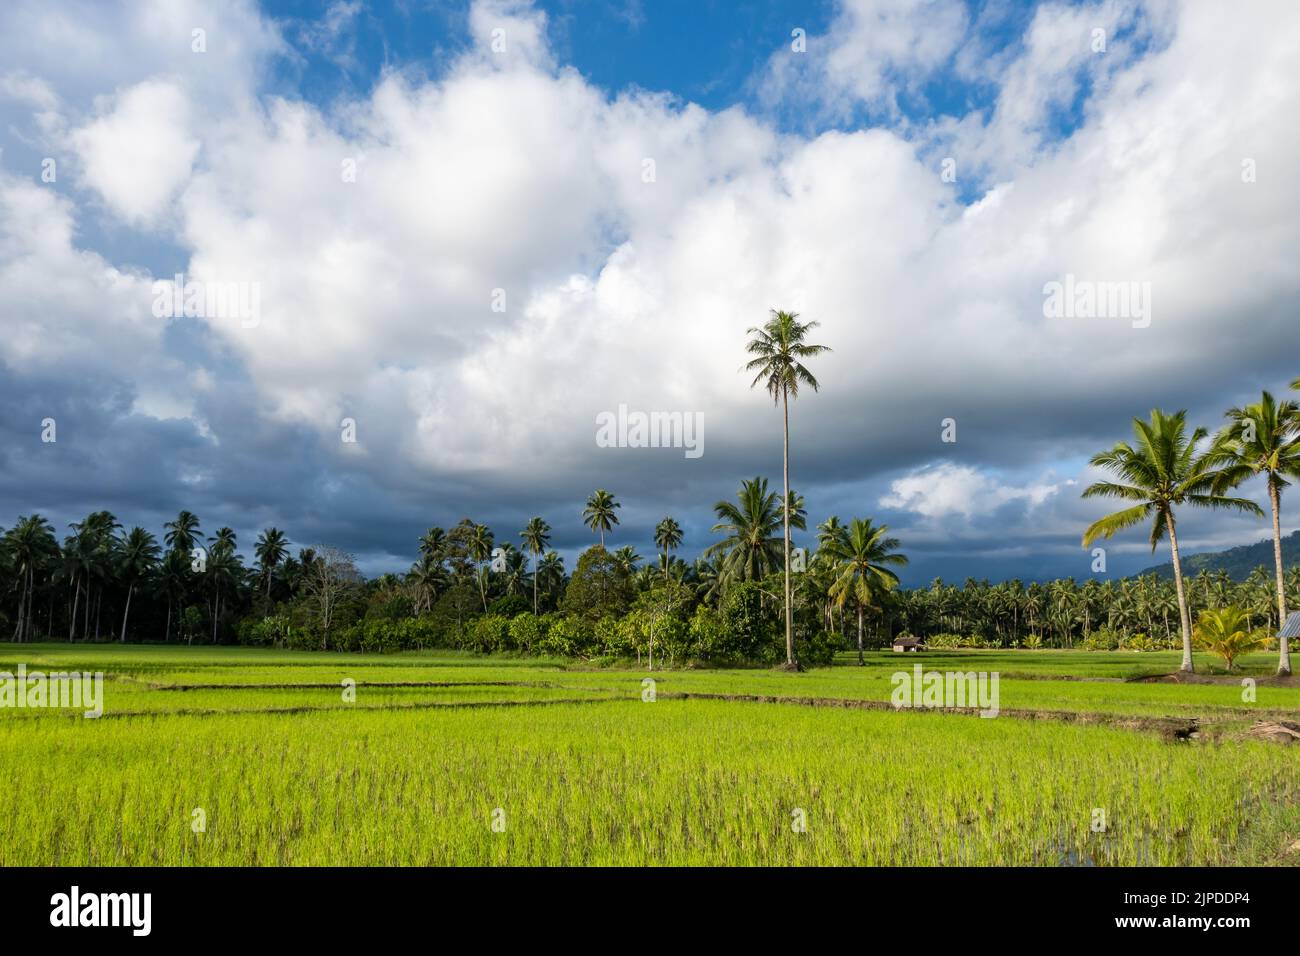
[5,309,1294,671]
[1082,380,1300,675]
[1,509,300,644]
[890,568,1300,648]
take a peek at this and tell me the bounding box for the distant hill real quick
[1137,530,1300,581]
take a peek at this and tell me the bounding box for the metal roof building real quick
[1280,612,1300,639]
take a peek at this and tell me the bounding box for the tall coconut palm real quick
[418,527,446,560]
[205,547,241,644]
[164,510,201,555]
[465,523,494,611]
[69,511,120,641]
[705,477,803,586]
[745,309,831,667]
[156,549,190,642]
[536,551,566,608]
[1211,391,1300,674]
[816,516,848,551]
[520,517,551,614]
[824,518,908,665]
[2,515,59,642]
[117,527,160,643]
[654,517,683,582]
[1082,409,1263,673]
[583,490,620,547]
[407,553,447,614]
[209,527,237,557]
[254,527,290,602]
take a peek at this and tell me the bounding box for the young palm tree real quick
[1082,409,1263,673]
[117,527,160,643]
[1211,390,1300,674]
[1192,606,1266,671]
[824,518,908,665]
[745,309,831,667]
[520,517,551,614]
[612,545,641,576]
[654,517,684,581]
[582,490,620,547]
[254,527,290,602]
[705,477,804,586]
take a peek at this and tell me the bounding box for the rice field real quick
[1,644,1297,866]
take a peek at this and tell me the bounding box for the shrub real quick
[925,633,966,649]
[466,615,510,654]
[798,630,843,667]
[489,594,531,618]
[1081,628,1123,651]
[237,614,292,648]
[508,613,546,655]
[539,615,591,657]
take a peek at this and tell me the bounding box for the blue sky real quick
[1,0,1297,586]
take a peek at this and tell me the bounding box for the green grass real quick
[1,644,1297,866]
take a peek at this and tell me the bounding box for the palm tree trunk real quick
[1269,478,1291,675]
[781,387,794,666]
[856,605,864,666]
[1167,512,1194,673]
[13,575,25,643]
[26,564,36,642]
[120,584,133,643]
[533,551,540,615]
[165,600,172,644]
[69,576,80,643]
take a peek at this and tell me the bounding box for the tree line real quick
[2,316,1295,672]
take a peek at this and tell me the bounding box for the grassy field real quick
[1,644,1297,866]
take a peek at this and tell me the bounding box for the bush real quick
[925,633,966,649]
[688,606,729,662]
[539,615,591,657]
[489,594,531,618]
[236,614,292,647]
[466,614,510,654]
[719,581,778,662]
[799,630,843,667]
[508,613,547,655]
[1121,632,1156,652]
[1081,628,1123,651]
